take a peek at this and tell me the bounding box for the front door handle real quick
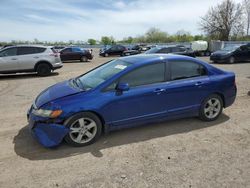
[33,56,39,59]
[11,58,17,60]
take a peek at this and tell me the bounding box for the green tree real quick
[87,39,97,45]
[200,0,244,40]
[145,27,168,43]
[101,36,115,45]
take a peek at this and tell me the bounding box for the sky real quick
[0,0,243,42]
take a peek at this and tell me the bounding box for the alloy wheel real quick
[69,118,97,144]
[204,98,221,119]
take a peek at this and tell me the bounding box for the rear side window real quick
[158,48,171,53]
[17,47,46,55]
[170,61,207,81]
[0,47,17,57]
[119,63,165,87]
[171,47,185,52]
[72,48,82,52]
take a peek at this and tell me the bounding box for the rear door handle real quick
[195,81,203,86]
[154,88,166,94]
[11,58,17,60]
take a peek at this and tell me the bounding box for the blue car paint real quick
[28,54,237,147]
[32,124,69,147]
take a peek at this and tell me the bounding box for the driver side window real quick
[105,63,165,91]
[0,47,17,57]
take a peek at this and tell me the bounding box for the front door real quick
[0,47,19,72]
[102,62,167,126]
[60,48,73,61]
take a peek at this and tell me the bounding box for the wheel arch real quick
[211,92,225,107]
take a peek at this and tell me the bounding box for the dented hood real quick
[35,80,81,108]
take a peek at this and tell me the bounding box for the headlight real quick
[33,109,62,118]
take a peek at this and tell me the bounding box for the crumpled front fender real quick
[32,123,70,148]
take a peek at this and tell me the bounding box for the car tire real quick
[64,112,102,147]
[104,53,109,57]
[229,56,235,64]
[80,56,88,62]
[199,94,223,122]
[36,63,52,76]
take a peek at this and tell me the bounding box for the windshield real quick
[221,45,240,51]
[144,47,161,54]
[77,59,132,90]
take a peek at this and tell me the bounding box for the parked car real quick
[139,44,157,51]
[28,54,236,147]
[122,49,141,56]
[60,47,93,62]
[145,45,196,57]
[99,45,127,57]
[0,45,62,76]
[210,44,250,63]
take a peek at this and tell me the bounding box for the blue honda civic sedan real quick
[27,54,237,147]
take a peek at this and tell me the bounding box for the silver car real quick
[0,45,63,76]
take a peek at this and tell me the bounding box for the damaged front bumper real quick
[28,111,69,148]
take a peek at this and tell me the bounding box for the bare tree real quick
[200,0,244,40]
[244,0,250,35]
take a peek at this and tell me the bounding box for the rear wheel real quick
[80,56,88,62]
[199,94,223,121]
[64,112,102,147]
[36,63,52,76]
[104,53,109,57]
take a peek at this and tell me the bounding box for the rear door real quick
[17,47,46,70]
[0,47,19,72]
[165,60,211,116]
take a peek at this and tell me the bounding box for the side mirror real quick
[116,83,129,92]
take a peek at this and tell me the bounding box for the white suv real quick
[0,45,63,76]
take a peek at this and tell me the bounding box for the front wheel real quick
[64,112,102,147]
[199,94,223,121]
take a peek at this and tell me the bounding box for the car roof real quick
[1,45,48,50]
[119,54,197,65]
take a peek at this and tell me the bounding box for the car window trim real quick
[102,61,167,92]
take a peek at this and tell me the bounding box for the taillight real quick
[50,53,59,57]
